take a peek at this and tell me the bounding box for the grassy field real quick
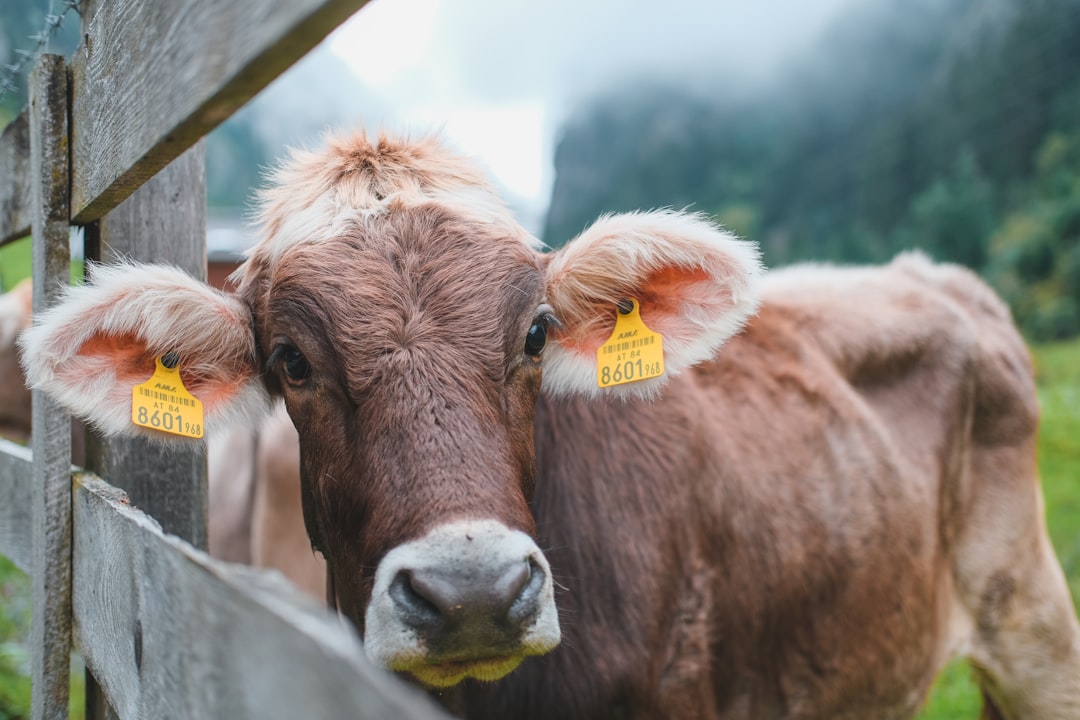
[0,290,1076,716]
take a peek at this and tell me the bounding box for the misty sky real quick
[245,0,852,231]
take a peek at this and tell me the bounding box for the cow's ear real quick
[541,211,763,398]
[19,263,269,440]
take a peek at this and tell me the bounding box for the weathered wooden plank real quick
[29,53,73,720]
[71,473,448,720]
[0,109,32,246]
[84,144,210,551]
[70,0,369,223]
[0,440,33,573]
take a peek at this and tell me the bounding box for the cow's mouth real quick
[398,654,527,688]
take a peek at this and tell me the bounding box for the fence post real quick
[29,53,73,720]
[82,145,210,548]
[80,144,210,720]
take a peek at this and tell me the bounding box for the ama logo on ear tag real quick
[596,299,664,388]
[131,355,205,438]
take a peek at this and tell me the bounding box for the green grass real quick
[0,238,33,293]
[0,236,83,291]
[0,557,31,720]
[0,558,83,720]
[915,337,1080,719]
[1036,338,1080,610]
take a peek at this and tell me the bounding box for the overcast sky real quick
[246,0,852,232]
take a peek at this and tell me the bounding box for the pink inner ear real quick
[68,332,256,416]
[74,332,155,386]
[638,265,734,345]
[638,266,714,323]
[553,265,731,356]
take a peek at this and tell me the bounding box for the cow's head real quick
[19,131,761,687]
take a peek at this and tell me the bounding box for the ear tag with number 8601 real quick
[596,298,665,388]
[131,355,205,438]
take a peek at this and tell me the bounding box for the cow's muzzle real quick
[363,520,561,687]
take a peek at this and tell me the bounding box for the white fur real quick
[363,519,560,681]
[238,131,535,275]
[541,210,763,398]
[18,263,270,440]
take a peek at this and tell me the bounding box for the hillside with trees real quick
[544,0,1080,340]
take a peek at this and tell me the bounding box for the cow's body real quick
[208,405,325,594]
[461,255,1069,719]
[19,132,1080,718]
[246,403,325,595]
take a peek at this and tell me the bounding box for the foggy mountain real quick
[543,0,1080,339]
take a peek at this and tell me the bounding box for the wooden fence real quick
[0,1,448,718]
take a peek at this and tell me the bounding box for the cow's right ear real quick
[18,263,270,440]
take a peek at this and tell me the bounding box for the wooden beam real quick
[84,144,210,551]
[72,473,448,720]
[29,53,73,720]
[0,110,32,246]
[0,440,33,573]
[69,0,369,223]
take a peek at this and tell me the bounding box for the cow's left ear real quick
[541,211,763,398]
[19,263,270,439]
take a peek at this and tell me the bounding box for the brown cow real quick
[0,280,33,443]
[244,402,325,595]
[20,131,1080,719]
[206,402,326,594]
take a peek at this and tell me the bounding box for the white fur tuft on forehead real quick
[240,130,533,274]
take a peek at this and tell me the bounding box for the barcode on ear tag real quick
[131,356,205,438]
[596,299,664,388]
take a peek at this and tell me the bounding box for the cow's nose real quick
[389,556,546,636]
[363,521,561,679]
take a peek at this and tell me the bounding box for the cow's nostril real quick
[509,556,546,623]
[491,559,530,614]
[389,569,444,628]
[389,556,549,636]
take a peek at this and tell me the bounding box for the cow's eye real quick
[524,321,547,358]
[525,309,559,359]
[281,348,312,384]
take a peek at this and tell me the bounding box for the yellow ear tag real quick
[131,355,205,438]
[596,299,665,388]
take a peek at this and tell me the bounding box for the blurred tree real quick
[893,150,995,268]
[985,130,1080,339]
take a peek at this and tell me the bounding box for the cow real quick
[242,401,326,595]
[0,280,33,444]
[19,130,1080,719]
[0,281,324,592]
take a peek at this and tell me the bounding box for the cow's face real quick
[241,207,559,685]
[19,131,762,688]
